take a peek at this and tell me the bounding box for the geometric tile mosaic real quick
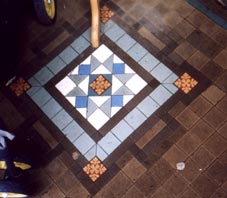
[27,19,181,182]
[56,44,147,129]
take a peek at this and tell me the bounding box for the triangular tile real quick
[113,54,123,63]
[90,96,110,107]
[78,76,89,95]
[90,55,101,73]
[76,108,87,118]
[100,98,111,117]
[113,86,134,95]
[91,65,111,74]
[66,96,76,107]
[81,56,91,65]
[112,76,123,94]
[114,74,134,84]
[87,98,99,117]
[103,54,114,73]
[123,95,134,105]
[68,75,88,86]
[71,66,79,75]
[125,64,135,73]
[111,107,121,117]
[66,87,87,97]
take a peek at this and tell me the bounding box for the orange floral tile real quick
[174,73,198,94]
[100,5,114,23]
[90,75,111,95]
[9,77,31,96]
[83,157,107,182]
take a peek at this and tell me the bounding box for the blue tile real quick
[73,132,95,155]
[124,108,147,129]
[223,22,227,30]
[116,34,136,52]
[127,43,148,62]
[78,64,91,75]
[101,19,115,33]
[82,27,91,42]
[31,88,51,107]
[150,63,172,83]
[51,109,73,130]
[96,145,108,161]
[207,10,226,26]
[59,46,79,64]
[28,77,41,86]
[139,53,160,72]
[84,145,96,161]
[113,63,125,74]
[105,24,125,42]
[149,85,172,105]
[111,95,123,107]
[63,120,84,140]
[111,120,134,142]
[187,0,208,13]
[46,56,66,75]
[163,84,178,94]
[71,36,90,54]
[41,98,62,118]
[34,67,54,85]
[98,132,121,155]
[26,86,41,97]
[137,97,160,118]
[76,96,88,108]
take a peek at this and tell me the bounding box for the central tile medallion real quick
[56,44,147,130]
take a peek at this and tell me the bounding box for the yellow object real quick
[0,192,27,197]
[90,0,100,48]
[0,161,31,170]
[44,0,55,19]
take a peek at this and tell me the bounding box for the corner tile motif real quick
[100,5,114,23]
[83,157,107,182]
[174,73,198,94]
[10,77,31,96]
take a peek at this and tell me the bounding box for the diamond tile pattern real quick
[56,44,147,130]
[100,6,114,24]
[83,157,107,182]
[174,73,198,94]
[9,77,31,96]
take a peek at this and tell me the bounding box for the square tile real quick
[149,85,172,105]
[116,34,137,52]
[105,24,125,42]
[138,53,160,72]
[51,109,73,130]
[31,88,51,107]
[9,77,31,96]
[59,46,78,64]
[41,98,62,118]
[46,56,67,75]
[71,36,90,54]
[34,67,54,86]
[150,63,173,83]
[83,157,107,182]
[127,43,148,61]
[100,5,114,24]
[174,73,198,94]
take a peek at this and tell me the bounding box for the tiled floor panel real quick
[0,0,227,197]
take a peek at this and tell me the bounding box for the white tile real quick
[56,77,75,96]
[137,96,160,117]
[98,132,121,155]
[97,145,108,161]
[90,96,110,107]
[80,56,91,65]
[112,76,123,94]
[111,107,121,117]
[78,76,89,95]
[88,109,109,129]
[66,96,75,106]
[125,75,147,94]
[125,65,135,74]
[73,133,95,155]
[113,55,124,63]
[84,145,96,161]
[91,64,111,74]
[71,66,79,75]
[123,95,134,105]
[149,85,172,105]
[92,44,113,63]
[111,120,134,142]
[76,108,87,118]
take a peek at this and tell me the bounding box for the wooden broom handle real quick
[90,0,100,48]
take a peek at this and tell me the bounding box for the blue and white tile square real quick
[56,44,147,130]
